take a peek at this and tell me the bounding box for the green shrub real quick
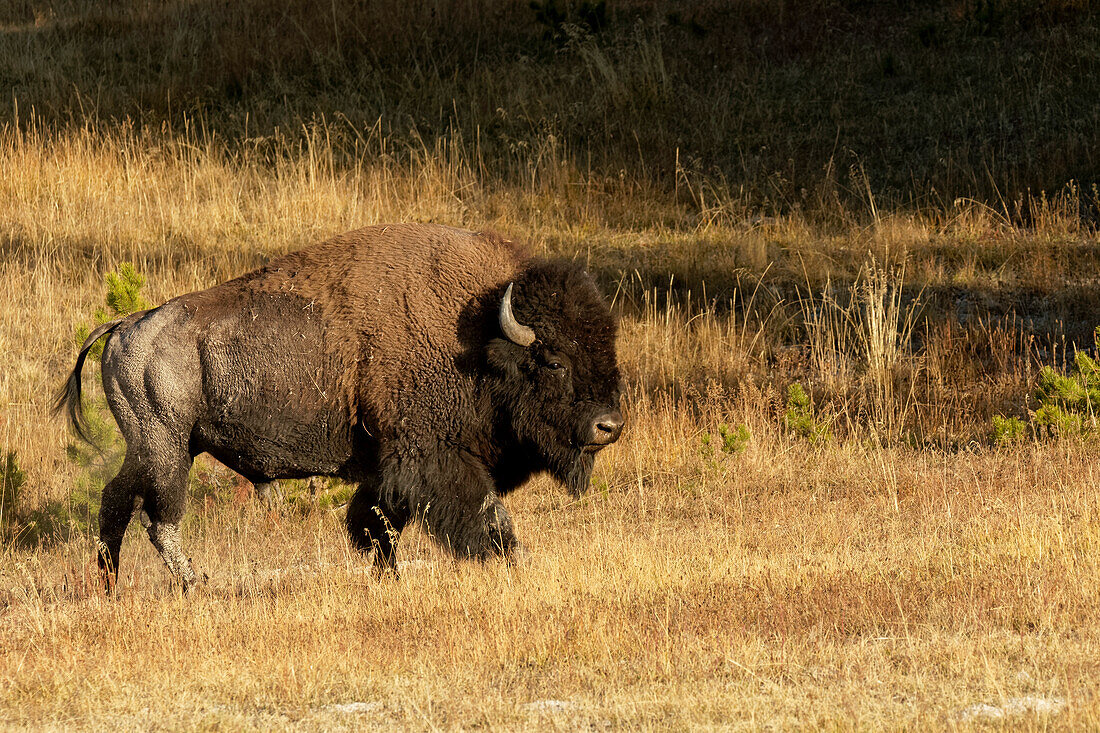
[0,451,76,548]
[1032,329,1099,438]
[277,477,355,516]
[1033,402,1087,438]
[785,383,831,445]
[995,326,1100,443]
[718,423,750,454]
[700,423,750,460]
[12,499,74,548]
[992,415,1028,445]
[1,450,26,532]
[74,262,148,359]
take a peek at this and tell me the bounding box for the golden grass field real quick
[0,119,1097,731]
[3,1,1100,728]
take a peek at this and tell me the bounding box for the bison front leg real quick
[346,481,409,577]
[402,452,524,562]
[253,480,284,506]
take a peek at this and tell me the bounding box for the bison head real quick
[486,262,624,496]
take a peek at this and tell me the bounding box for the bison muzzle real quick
[55,224,624,590]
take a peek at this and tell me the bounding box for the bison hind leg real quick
[141,469,199,591]
[97,454,198,593]
[125,439,198,591]
[146,520,197,589]
[346,482,409,578]
[97,463,143,593]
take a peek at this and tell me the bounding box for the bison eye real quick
[541,352,569,372]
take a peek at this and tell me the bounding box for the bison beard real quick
[565,451,596,498]
[55,224,624,590]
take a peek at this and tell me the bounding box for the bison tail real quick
[53,313,144,446]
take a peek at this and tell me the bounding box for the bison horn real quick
[499,282,536,347]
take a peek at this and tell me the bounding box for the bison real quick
[56,224,624,590]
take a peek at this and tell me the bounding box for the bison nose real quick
[590,410,624,446]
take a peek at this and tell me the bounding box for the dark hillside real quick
[0,0,1096,215]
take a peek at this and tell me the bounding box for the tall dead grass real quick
[798,259,923,440]
[3,389,1100,728]
[0,114,1098,727]
[2,115,1095,496]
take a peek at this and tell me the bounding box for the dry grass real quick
[0,118,1098,729]
[4,405,1100,728]
[2,4,1100,720]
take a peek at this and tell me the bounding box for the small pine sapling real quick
[700,423,750,461]
[785,383,831,445]
[73,262,148,360]
[999,326,1100,442]
[0,450,26,538]
[991,415,1027,445]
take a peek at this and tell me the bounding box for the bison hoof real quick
[369,555,400,581]
[505,541,530,566]
[371,561,398,581]
[370,564,399,582]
